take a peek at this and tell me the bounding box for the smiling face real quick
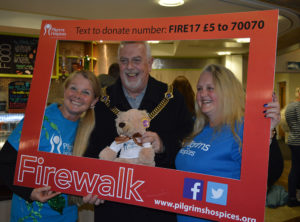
[196,71,219,124]
[118,42,153,98]
[61,74,98,121]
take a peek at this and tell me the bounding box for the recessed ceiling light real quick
[158,0,184,7]
[217,51,231,55]
[235,38,250,43]
[147,41,160,44]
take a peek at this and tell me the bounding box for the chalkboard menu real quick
[8,81,31,110]
[0,35,38,75]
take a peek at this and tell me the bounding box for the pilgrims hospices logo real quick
[43,24,66,37]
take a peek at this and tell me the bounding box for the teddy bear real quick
[99,109,155,167]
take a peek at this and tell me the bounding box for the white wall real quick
[225,55,243,83]
[275,48,300,104]
[275,73,300,105]
[276,47,300,73]
[0,10,67,30]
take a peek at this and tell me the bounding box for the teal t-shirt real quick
[8,103,79,222]
[175,121,244,222]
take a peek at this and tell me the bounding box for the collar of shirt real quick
[122,85,147,109]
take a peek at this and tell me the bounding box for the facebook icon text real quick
[183,178,204,201]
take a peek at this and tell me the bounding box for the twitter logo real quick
[211,188,224,199]
[206,181,228,205]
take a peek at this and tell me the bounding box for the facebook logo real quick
[206,181,228,206]
[183,178,204,201]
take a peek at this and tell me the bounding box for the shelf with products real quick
[55,40,99,79]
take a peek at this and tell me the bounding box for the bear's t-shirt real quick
[110,140,151,158]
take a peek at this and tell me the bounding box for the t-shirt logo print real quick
[50,133,62,153]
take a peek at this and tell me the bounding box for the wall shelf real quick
[55,40,99,77]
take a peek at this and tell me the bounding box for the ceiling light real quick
[147,41,160,44]
[158,0,184,7]
[235,38,250,43]
[217,51,231,55]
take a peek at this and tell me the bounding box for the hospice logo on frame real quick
[43,24,66,37]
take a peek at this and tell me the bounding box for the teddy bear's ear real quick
[117,111,124,117]
[140,109,149,116]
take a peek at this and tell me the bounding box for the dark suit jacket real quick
[85,76,193,168]
[84,76,194,222]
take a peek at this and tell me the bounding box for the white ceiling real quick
[0,0,300,57]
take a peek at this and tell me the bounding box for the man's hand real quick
[83,193,105,205]
[142,131,164,153]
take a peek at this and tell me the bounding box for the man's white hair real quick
[117,41,152,60]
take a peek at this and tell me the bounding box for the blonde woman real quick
[0,70,101,222]
[175,64,280,222]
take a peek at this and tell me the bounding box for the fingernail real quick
[263,110,266,113]
[263,104,268,107]
[264,115,267,117]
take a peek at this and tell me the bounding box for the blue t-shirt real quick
[8,103,79,222]
[175,121,244,222]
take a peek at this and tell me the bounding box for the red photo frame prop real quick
[14,10,278,221]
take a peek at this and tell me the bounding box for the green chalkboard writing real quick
[0,35,38,75]
[9,81,31,110]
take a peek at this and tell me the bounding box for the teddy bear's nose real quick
[119,122,125,128]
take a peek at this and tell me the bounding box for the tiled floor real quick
[264,140,300,222]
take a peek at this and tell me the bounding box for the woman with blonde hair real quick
[175,64,280,222]
[190,64,245,144]
[0,70,101,222]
